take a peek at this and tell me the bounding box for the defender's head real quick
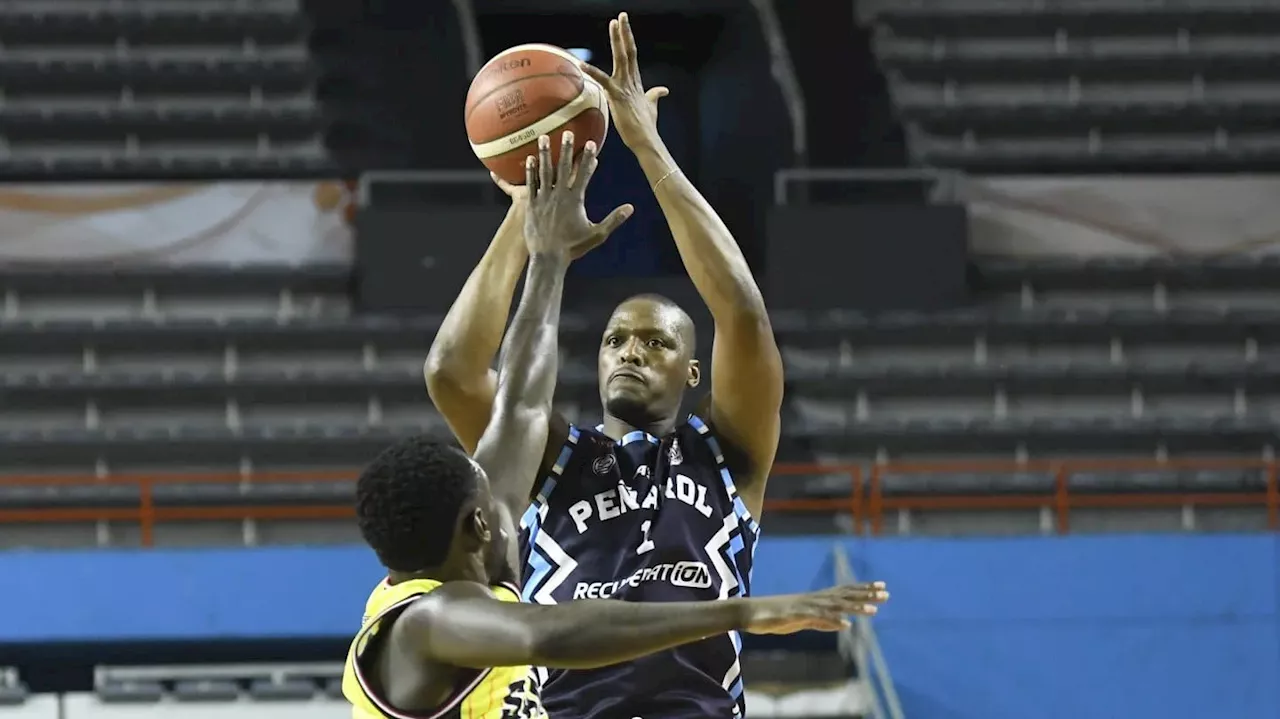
[355,438,506,580]
[598,294,700,427]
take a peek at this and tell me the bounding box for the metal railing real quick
[0,457,1277,545]
[834,542,905,719]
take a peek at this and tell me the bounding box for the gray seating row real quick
[883,48,1280,83]
[0,416,1274,466]
[870,0,1280,171]
[6,307,1280,350]
[0,259,1268,296]
[918,144,1280,174]
[901,99,1280,140]
[4,361,1280,405]
[0,9,306,47]
[0,58,315,95]
[873,5,1280,36]
[0,154,338,182]
[0,106,321,144]
[0,264,350,295]
[0,0,322,181]
[974,255,1280,291]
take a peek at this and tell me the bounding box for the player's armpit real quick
[533,413,571,488]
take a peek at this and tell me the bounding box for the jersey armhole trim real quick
[350,592,493,719]
[687,414,761,536]
[519,424,580,602]
[520,424,580,530]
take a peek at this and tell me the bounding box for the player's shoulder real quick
[396,580,504,628]
[678,412,753,476]
[561,422,616,461]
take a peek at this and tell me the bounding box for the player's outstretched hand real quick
[743,582,889,635]
[579,12,668,150]
[522,131,633,258]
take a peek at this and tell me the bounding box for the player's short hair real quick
[616,293,696,349]
[355,437,480,572]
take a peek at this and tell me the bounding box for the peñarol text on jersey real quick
[518,415,760,719]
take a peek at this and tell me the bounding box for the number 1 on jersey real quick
[636,519,655,555]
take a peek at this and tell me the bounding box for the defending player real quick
[347,136,887,719]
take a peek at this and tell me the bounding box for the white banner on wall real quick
[0,182,354,265]
[963,175,1280,257]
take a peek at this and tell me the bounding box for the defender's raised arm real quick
[472,132,632,565]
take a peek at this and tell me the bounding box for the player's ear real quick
[686,359,700,389]
[461,505,491,551]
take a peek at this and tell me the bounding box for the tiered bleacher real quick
[0,0,328,180]
[866,0,1280,171]
[1,257,1277,544]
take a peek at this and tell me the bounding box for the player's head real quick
[355,437,506,580]
[598,293,699,427]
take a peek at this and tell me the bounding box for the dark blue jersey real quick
[518,414,761,719]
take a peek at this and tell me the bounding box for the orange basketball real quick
[465,44,609,185]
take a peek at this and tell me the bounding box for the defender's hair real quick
[355,437,480,572]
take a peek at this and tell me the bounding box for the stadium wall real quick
[1,535,1275,718]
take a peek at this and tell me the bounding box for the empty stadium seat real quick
[0,2,332,180]
[865,0,1280,171]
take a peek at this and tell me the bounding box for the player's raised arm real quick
[423,172,618,458]
[472,132,632,564]
[422,182,527,455]
[401,580,887,670]
[580,12,785,517]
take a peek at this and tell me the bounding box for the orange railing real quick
[0,469,355,547]
[0,459,1276,546]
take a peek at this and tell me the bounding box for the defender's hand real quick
[744,583,889,635]
[579,12,668,150]
[522,131,633,257]
[494,167,605,260]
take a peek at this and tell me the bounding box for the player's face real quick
[598,300,694,425]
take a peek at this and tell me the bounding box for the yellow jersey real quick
[343,577,548,719]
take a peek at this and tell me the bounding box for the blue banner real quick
[1,534,1277,719]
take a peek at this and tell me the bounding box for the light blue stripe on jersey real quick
[621,429,659,446]
[727,531,747,595]
[520,425,579,602]
[688,415,761,537]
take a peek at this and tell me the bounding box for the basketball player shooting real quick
[347,137,886,719]
[425,12,840,719]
